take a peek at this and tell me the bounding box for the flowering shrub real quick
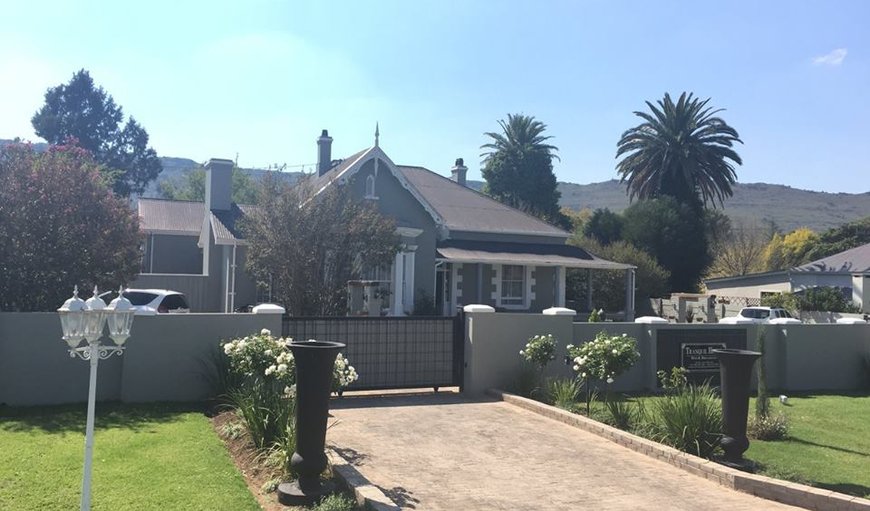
[333,353,359,390]
[520,334,557,371]
[221,329,360,453]
[567,331,639,384]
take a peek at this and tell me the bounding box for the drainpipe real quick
[149,233,155,273]
[230,242,237,313]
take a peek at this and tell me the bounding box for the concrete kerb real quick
[489,389,870,511]
[328,449,401,511]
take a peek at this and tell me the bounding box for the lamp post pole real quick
[58,285,134,511]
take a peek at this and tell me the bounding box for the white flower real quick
[566,344,574,350]
[265,365,276,376]
[519,350,525,356]
[223,344,233,355]
[261,328,271,336]
[612,349,618,355]
[621,333,627,337]
[573,364,580,371]
[277,363,288,373]
[265,349,272,356]
[607,377,614,384]
[581,372,587,378]
[284,384,296,397]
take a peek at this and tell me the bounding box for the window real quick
[159,294,189,313]
[501,265,525,306]
[365,174,377,199]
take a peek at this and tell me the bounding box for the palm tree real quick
[480,114,563,224]
[616,92,743,209]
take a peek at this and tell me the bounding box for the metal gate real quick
[282,314,465,391]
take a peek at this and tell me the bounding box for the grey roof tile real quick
[794,242,870,273]
[436,239,633,269]
[396,165,567,237]
[138,198,204,234]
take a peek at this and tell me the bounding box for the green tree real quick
[158,165,258,204]
[804,216,870,262]
[241,176,400,316]
[481,114,565,226]
[32,69,162,197]
[762,227,818,270]
[621,197,710,292]
[583,208,624,246]
[616,92,743,210]
[0,143,142,311]
[567,238,670,313]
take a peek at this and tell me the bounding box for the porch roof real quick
[435,240,634,270]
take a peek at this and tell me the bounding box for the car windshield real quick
[123,291,159,306]
[161,294,189,311]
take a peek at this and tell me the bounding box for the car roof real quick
[124,289,185,296]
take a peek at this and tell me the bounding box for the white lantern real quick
[106,286,135,346]
[83,286,107,341]
[58,286,87,348]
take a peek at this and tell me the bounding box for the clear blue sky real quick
[1,0,867,192]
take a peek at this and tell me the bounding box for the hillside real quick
[3,139,868,233]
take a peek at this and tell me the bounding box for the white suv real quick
[719,307,800,324]
[122,289,190,315]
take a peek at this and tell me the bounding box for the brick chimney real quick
[317,129,333,176]
[204,158,234,211]
[450,158,468,186]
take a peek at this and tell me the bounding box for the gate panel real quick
[282,316,460,391]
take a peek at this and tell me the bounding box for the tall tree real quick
[616,92,743,209]
[242,177,400,316]
[761,227,819,270]
[32,69,162,197]
[707,222,770,278]
[621,197,711,292]
[0,143,142,311]
[583,208,624,246]
[159,165,259,204]
[481,114,566,226]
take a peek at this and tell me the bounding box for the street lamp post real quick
[58,285,135,511]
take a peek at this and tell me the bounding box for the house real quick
[134,130,636,316]
[704,242,870,312]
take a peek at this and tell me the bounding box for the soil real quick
[211,410,292,511]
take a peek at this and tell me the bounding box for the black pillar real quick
[278,340,345,506]
[713,348,761,464]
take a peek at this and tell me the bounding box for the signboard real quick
[680,343,726,373]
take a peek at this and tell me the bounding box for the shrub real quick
[568,332,640,385]
[604,398,635,430]
[549,378,581,411]
[748,412,789,441]
[647,382,722,458]
[520,334,558,396]
[587,308,604,322]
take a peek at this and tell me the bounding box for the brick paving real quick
[327,392,800,511]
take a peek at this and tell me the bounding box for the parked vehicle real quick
[122,289,190,315]
[719,307,800,324]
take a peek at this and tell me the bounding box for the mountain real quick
[469,179,870,233]
[3,139,868,233]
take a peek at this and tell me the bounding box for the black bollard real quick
[713,348,761,466]
[278,340,345,506]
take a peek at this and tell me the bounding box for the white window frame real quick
[364,174,378,200]
[493,264,532,310]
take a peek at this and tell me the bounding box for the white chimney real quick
[317,129,333,176]
[450,158,468,186]
[204,158,234,211]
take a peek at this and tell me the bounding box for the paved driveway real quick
[327,393,799,511]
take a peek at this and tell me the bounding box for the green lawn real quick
[0,403,260,511]
[745,394,870,499]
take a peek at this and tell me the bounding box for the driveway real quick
[327,393,799,510]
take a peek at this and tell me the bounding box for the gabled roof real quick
[793,242,870,274]
[396,165,568,238]
[310,145,568,238]
[138,198,204,235]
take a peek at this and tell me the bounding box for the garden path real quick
[327,392,800,511]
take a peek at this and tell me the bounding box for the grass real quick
[0,402,260,511]
[744,393,870,499]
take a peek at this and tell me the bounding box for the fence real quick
[282,315,462,391]
[461,311,870,395]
